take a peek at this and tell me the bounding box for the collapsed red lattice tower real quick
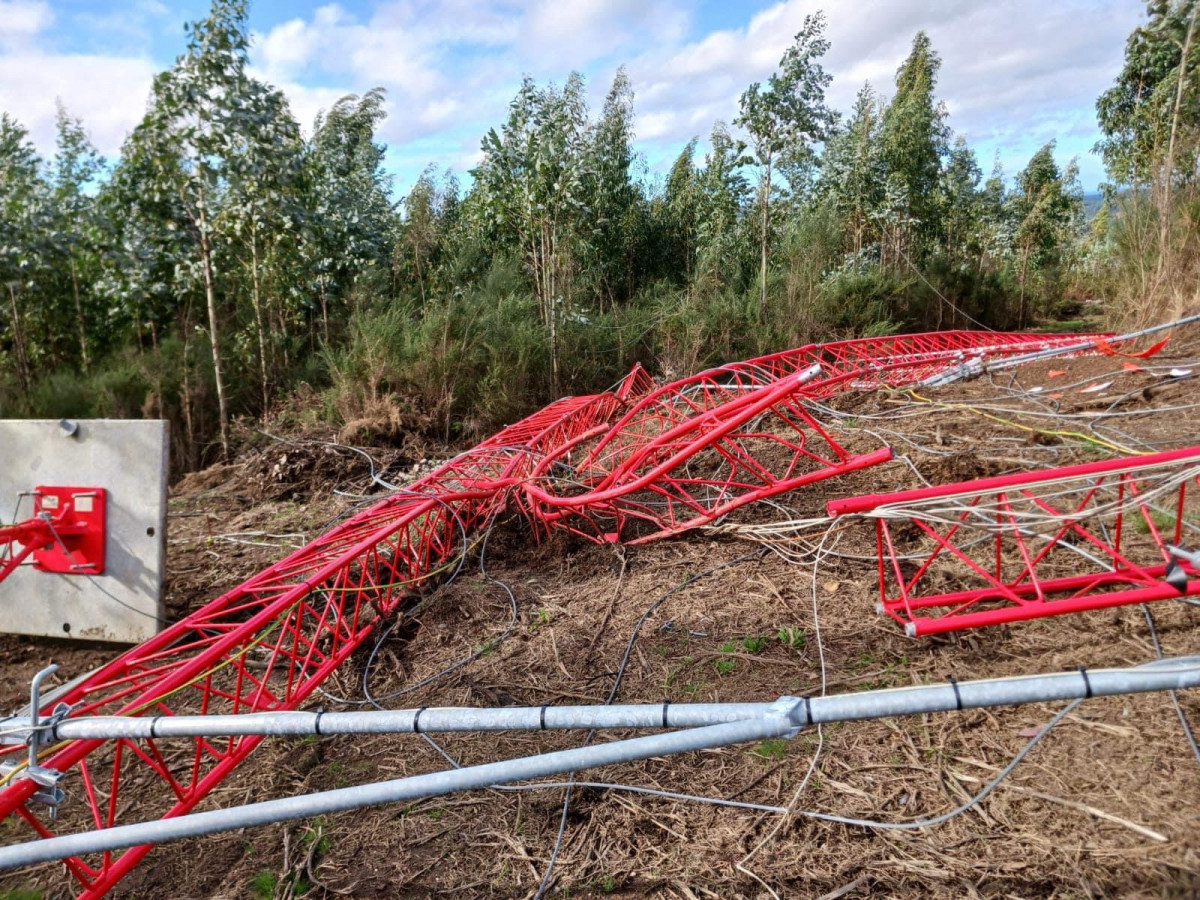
[0,329,1119,897]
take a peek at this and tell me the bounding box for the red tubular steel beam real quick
[828,446,1200,636]
[0,330,1128,896]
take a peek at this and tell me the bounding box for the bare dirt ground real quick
[4,342,1200,900]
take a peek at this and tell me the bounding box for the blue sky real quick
[0,0,1144,196]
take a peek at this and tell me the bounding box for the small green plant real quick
[600,875,618,894]
[741,634,768,653]
[714,640,738,675]
[250,871,279,900]
[776,626,807,649]
[853,650,876,670]
[753,738,787,761]
[528,608,550,634]
[426,807,445,821]
[302,818,331,856]
[0,891,42,900]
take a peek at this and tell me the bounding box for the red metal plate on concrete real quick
[31,487,106,575]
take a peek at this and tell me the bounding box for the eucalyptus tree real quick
[659,138,701,285]
[1097,0,1200,187]
[304,88,397,340]
[475,73,593,394]
[49,102,105,371]
[397,166,459,306]
[121,0,300,456]
[692,122,754,291]
[878,31,950,260]
[1008,142,1083,323]
[0,113,48,400]
[976,157,1013,274]
[219,83,303,413]
[938,137,984,266]
[1097,0,1199,276]
[818,83,886,256]
[735,13,834,318]
[587,67,640,306]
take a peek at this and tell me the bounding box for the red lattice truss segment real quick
[828,446,1200,636]
[0,330,1116,897]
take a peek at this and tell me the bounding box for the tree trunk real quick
[180,308,197,471]
[249,228,270,414]
[759,155,772,322]
[319,278,330,345]
[196,197,230,459]
[6,284,31,400]
[1157,3,1199,280]
[69,255,89,372]
[1018,248,1031,327]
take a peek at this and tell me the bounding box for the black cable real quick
[362,507,516,709]
[1077,666,1093,700]
[531,549,765,899]
[1141,604,1200,766]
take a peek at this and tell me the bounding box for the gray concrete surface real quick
[0,420,167,643]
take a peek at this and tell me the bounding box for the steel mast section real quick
[0,330,1111,897]
[828,445,1200,634]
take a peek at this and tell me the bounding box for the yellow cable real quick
[903,390,1142,456]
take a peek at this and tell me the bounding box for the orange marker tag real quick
[1047,369,1067,378]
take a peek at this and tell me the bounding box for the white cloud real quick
[0,0,52,43]
[626,0,1142,186]
[520,0,688,70]
[253,5,348,83]
[0,51,155,157]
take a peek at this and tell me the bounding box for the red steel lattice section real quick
[827,446,1200,636]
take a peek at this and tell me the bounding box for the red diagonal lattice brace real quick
[828,446,1200,635]
[0,330,1126,896]
[520,367,891,542]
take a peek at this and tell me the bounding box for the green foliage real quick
[753,738,788,761]
[250,871,279,899]
[1096,1,1200,185]
[878,32,950,251]
[714,640,738,675]
[741,634,768,653]
[776,626,807,650]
